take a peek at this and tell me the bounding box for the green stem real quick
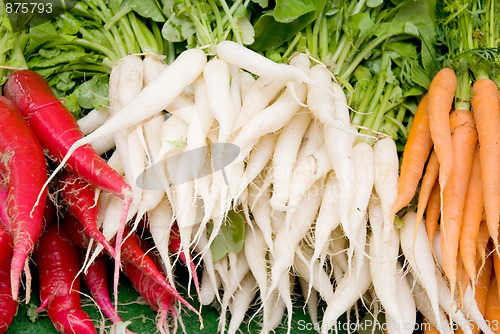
[339,29,403,80]
[370,84,394,134]
[352,77,376,125]
[219,0,242,44]
[74,38,116,63]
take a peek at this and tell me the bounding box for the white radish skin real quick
[233,78,285,132]
[268,179,323,296]
[328,228,349,279]
[323,81,355,254]
[195,229,221,304]
[77,108,110,135]
[246,180,275,254]
[227,274,257,334]
[373,137,399,239]
[229,64,242,116]
[368,199,404,329]
[45,47,207,191]
[298,276,319,326]
[321,248,371,334]
[143,54,167,85]
[345,142,374,279]
[158,115,188,162]
[294,247,334,302]
[311,174,340,270]
[400,212,441,326]
[270,111,312,210]
[203,58,236,143]
[233,53,309,159]
[260,288,286,334]
[91,135,116,155]
[411,277,453,334]
[244,223,269,299]
[216,40,325,92]
[148,200,176,288]
[287,144,332,210]
[234,133,277,202]
[238,69,256,101]
[389,263,416,334]
[307,64,339,127]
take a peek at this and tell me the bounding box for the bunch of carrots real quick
[391,0,500,328]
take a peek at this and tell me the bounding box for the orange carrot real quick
[415,150,439,232]
[390,94,432,216]
[440,108,477,297]
[470,78,500,250]
[422,319,440,334]
[476,221,491,273]
[494,250,500,300]
[460,147,484,282]
[425,180,441,246]
[485,277,500,334]
[428,67,457,192]
[467,252,493,334]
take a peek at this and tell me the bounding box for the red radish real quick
[3,70,131,201]
[123,261,176,334]
[169,222,200,296]
[58,172,115,257]
[0,96,48,300]
[0,185,10,230]
[0,259,18,334]
[82,254,124,326]
[63,215,199,317]
[34,223,97,334]
[0,226,12,271]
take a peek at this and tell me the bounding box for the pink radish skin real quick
[0,96,47,300]
[123,261,176,334]
[58,172,115,257]
[34,223,97,334]
[0,259,18,334]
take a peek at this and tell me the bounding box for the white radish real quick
[227,274,257,334]
[261,288,286,334]
[143,53,167,85]
[345,141,374,279]
[298,276,319,326]
[294,246,334,302]
[373,137,399,239]
[244,223,269,299]
[310,174,340,271]
[321,248,371,334]
[203,57,236,143]
[238,69,256,101]
[400,212,441,326]
[216,40,325,91]
[77,108,110,135]
[368,199,404,329]
[268,179,323,296]
[287,144,332,210]
[43,47,207,193]
[270,111,312,210]
[233,77,285,132]
[232,53,309,158]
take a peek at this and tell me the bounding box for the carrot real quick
[34,223,97,334]
[58,171,115,257]
[0,96,48,301]
[476,221,491,269]
[440,108,477,297]
[428,67,457,193]
[460,147,484,282]
[415,151,439,230]
[390,93,432,216]
[494,251,500,300]
[485,276,500,334]
[470,78,500,250]
[0,259,18,334]
[425,180,441,245]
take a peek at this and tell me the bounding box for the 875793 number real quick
[5,2,52,14]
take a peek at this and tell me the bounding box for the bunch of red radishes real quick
[0,70,199,334]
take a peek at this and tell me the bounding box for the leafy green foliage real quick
[207,210,245,262]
